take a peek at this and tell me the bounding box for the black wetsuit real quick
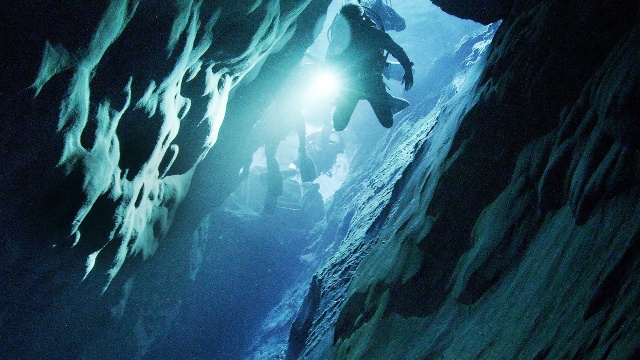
[327,15,412,130]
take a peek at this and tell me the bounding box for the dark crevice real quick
[286,275,323,360]
[584,232,640,320]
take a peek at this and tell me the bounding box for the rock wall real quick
[431,0,512,24]
[289,0,640,358]
[0,1,330,358]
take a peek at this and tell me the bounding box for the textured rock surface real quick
[289,0,640,358]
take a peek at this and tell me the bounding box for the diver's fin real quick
[389,96,409,114]
[299,155,317,182]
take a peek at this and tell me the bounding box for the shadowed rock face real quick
[287,0,640,359]
[431,0,514,24]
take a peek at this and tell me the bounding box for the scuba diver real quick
[261,108,317,213]
[254,61,322,214]
[326,1,414,131]
[306,126,345,176]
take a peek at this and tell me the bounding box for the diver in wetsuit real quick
[326,2,413,131]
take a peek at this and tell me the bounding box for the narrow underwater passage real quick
[3,0,639,359]
[146,4,485,357]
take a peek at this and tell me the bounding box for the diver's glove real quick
[402,62,414,91]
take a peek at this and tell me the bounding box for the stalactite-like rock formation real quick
[0,1,330,358]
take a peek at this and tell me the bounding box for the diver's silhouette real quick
[326,2,413,131]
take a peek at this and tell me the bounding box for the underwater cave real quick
[1,0,640,359]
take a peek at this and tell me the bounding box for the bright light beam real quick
[307,68,341,101]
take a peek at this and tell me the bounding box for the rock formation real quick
[1,0,638,358]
